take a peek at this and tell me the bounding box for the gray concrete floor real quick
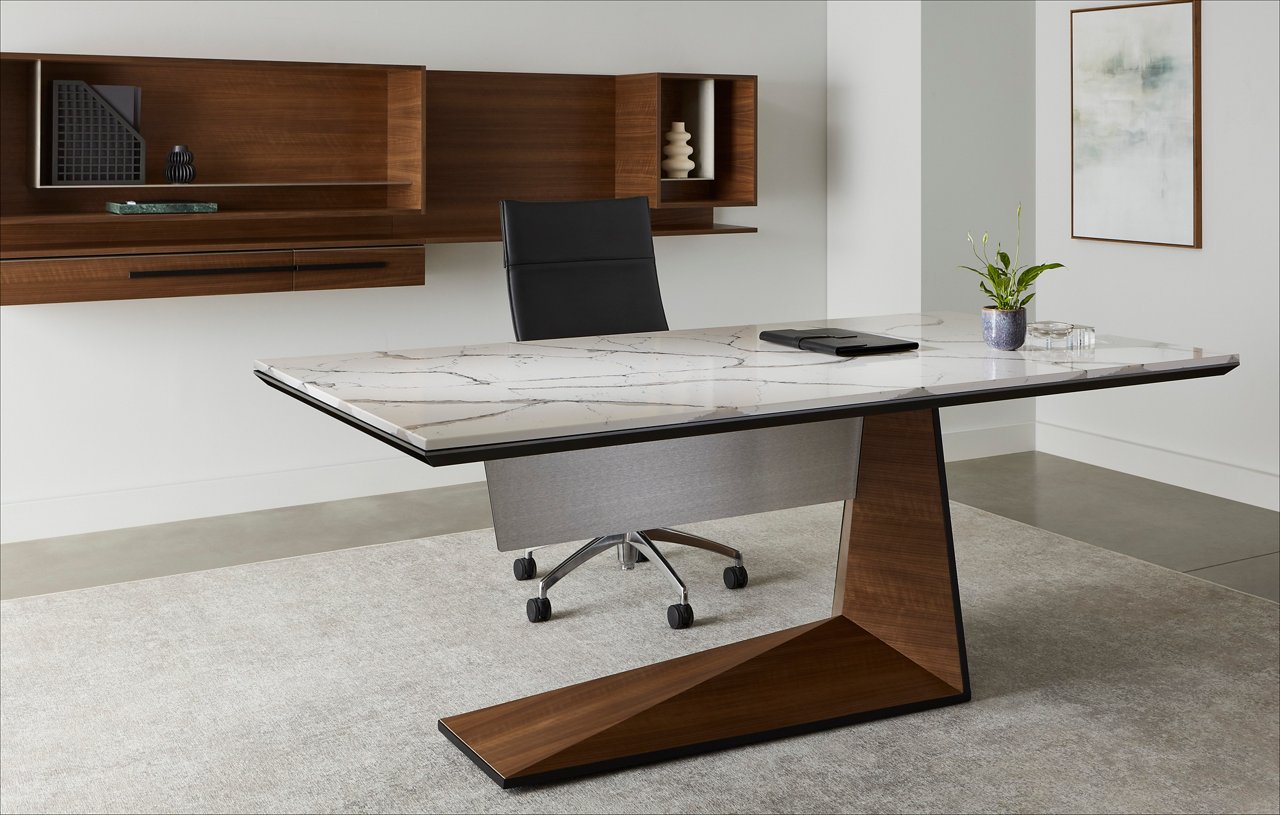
[0,483,492,601]
[2,452,1277,602]
[946,452,1280,601]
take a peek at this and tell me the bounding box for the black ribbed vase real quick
[164,144,195,184]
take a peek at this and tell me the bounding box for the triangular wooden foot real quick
[440,615,965,787]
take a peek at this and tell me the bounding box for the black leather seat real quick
[500,197,749,630]
[502,197,668,342]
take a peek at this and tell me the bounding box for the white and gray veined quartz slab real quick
[254,311,1238,457]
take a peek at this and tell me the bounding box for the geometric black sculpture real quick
[50,80,145,185]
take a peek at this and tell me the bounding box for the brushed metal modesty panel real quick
[484,418,862,552]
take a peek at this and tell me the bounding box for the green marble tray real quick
[105,200,218,215]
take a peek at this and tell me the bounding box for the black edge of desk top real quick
[254,359,1238,467]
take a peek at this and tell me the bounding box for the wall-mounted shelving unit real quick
[1,53,758,305]
[1,52,428,303]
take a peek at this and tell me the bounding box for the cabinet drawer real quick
[293,246,425,291]
[0,251,295,305]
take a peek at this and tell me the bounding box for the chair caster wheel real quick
[667,603,694,630]
[513,556,537,581]
[526,597,551,623]
[723,565,749,589]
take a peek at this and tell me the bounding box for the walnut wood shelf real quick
[1,54,759,305]
[651,198,757,209]
[0,236,426,262]
[1,207,422,225]
[655,222,757,237]
[29,180,414,190]
[420,223,757,244]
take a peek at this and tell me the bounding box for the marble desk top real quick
[255,312,1237,464]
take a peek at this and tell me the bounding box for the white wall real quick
[0,0,829,542]
[921,1,1036,317]
[826,0,922,317]
[828,0,1037,461]
[8,0,1269,543]
[1034,0,1280,510]
[923,0,1038,460]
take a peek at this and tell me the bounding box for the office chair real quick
[499,197,749,630]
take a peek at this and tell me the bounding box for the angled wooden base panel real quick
[440,408,969,787]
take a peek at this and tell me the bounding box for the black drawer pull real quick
[130,264,295,279]
[294,261,389,272]
[130,259,390,280]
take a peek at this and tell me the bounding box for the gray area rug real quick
[1,503,1277,814]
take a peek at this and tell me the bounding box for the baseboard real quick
[941,422,1037,462]
[1036,421,1279,512]
[0,458,485,544]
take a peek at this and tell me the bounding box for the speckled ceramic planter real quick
[982,307,1027,351]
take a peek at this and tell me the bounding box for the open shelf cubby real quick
[26,56,422,200]
[2,54,424,229]
[616,73,757,210]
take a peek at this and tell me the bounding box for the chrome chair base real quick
[519,529,745,629]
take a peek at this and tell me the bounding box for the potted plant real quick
[961,205,1065,350]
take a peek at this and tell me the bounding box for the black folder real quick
[759,328,919,357]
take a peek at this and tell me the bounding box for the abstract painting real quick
[1072,0,1201,247]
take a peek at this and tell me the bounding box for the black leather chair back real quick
[500,197,669,341]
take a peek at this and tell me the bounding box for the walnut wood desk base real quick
[438,408,969,787]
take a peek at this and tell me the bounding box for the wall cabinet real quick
[0,53,758,306]
[0,245,425,305]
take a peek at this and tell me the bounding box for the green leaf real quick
[1020,291,1037,308]
[1015,262,1065,290]
[959,264,988,275]
[984,269,1003,296]
[998,250,1011,270]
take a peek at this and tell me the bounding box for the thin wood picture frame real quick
[1071,0,1202,248]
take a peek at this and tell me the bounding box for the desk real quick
[254,311,1237,787]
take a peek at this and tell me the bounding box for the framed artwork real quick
[1072,0,1202,247]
